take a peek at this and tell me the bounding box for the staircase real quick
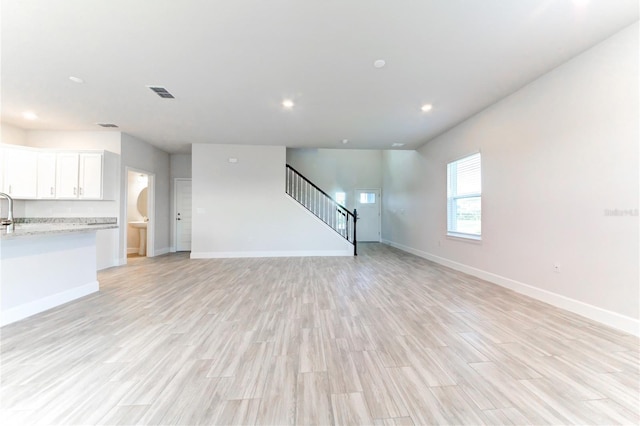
[285,165,357,255]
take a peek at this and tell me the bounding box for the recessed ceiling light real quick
[373,59,386,68]
[392,143,405,147]
[22,111,38,120]
[282,99,294,109]
[421,104,433,112]
[69,76,84,84]
[342,139,349,144]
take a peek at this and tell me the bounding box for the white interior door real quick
[355,189,381,242]
[175,179,192,251]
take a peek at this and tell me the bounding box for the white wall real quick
[169,154,192,251]
[0,123,27,146]
[192,144,353,257]
[286,148,383,210]
[0,123,28,217]
[120,133,170,261]
[382,23,639,334]
[26,130,121,154]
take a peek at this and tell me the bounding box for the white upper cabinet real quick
[56,151,117,200]
[1,145,38,199]
[0,144,118,201]
[79,153,103,199]
[37,151,57,199]
[56,152,80,199]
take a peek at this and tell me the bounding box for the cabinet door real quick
[3,146,38,198]
[79,153,103,199]
[37,152,57,199]
[56,153,80,198]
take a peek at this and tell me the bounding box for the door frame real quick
[124,167,156,260]
[174,178,192,252]
[354,188,382,242]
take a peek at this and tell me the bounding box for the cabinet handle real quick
[79,187,83,196]
[74,187,77,196]
[8,185,11,194]
[50,187,54,195]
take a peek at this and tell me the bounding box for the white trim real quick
[190,250,352,259]
[174,178,193,252]
[1,281,99,327]
[446,233,482,243]
[382,239,640,337]
[97,258,120,271]
[127,247,139,254]
[147,174,156,257]
[155,247,170,256]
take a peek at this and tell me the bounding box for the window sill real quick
[446,232,482,244]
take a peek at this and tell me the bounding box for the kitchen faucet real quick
[0,192,15,232]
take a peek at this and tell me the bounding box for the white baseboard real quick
[154,247,170,256]
[127,247,139,254]
[97,258,120,271]
[382,239,640,337]
[191,250,352,259]
[1,281,99,327]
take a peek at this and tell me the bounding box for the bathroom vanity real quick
[0,218,118,326]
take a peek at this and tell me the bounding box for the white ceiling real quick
[1,1,638,154]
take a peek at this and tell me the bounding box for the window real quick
[359,192,376,204]
[335,192,346,206]
[447,153,481,239]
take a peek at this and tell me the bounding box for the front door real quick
[355,189,381,242]
[175,179,192,251]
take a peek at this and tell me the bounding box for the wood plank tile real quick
[296,372,334,425]
[0,244,637,425]
[299,327,327,373]
[351,350,409,418]
[256,355,298,425]
[331,392,374,426]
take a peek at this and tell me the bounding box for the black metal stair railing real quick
[285,164,357,256]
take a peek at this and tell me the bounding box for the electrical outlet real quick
[553,263,561,273]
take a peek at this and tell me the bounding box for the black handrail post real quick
[353,208,358,256]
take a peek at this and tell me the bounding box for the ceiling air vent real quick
[97,123,119,128]
[147,86,175,99]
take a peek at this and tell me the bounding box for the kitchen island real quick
[0,218,118,326]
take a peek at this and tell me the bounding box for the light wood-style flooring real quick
[1,243,638,425]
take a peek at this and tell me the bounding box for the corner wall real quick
[382,23,639,334]
[192,144,353,257]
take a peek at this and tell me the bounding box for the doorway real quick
[355,188,381,242]
[175,178,192,251]
[126,168,155,259]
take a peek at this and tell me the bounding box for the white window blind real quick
[447,153,481,238]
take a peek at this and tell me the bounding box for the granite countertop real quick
[0,217,118,239]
